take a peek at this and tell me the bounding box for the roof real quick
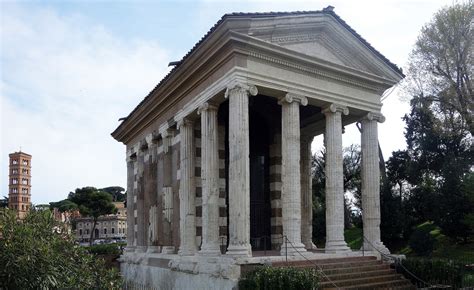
[112,7,404,138]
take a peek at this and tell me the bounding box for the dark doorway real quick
[249,105,272,251]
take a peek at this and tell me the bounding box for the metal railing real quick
[361,235,436,288]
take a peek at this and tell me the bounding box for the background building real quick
[75,201,127,242]
[8,151,32,219]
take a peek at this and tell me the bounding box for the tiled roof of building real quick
[115,7,403,132]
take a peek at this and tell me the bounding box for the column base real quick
[161,246,176,254]
[226,244,252,257]
[199,242,221,256]
[178,248,198,256]
[146,246,161,253]
[325,240,350,253]
[280,241,307,256]
[135,246,147,253]
[304,241,318,250]
[362,240,390,255]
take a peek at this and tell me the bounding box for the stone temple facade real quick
[112,7,404,290]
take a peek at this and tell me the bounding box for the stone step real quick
[322,263,390,275]
[320,273,404,287]
[322,268,397,282]
[286,259,383,270]
[323,279,415,290]
[272,256,377,267]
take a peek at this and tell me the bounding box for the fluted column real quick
[361,112,390,254]
[279,93,307,255]
[198,102,220,256]
[323,104,350,253]
[178,118,197,256]
[301,135,316,249]
[225,82,257,257]
[125,153,136,252]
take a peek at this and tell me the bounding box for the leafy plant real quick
[408,226,435,256]
[0,208,122,289]
[238,266,319,290]
[398,257,472,288]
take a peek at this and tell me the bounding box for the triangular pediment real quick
[245,14,401,80]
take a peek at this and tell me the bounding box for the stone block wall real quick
[269,133,283,250]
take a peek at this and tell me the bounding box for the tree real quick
[101,186,126,202]
[0,196,8,208]
[68,187,117,245]
[405,1,473,135]
[0,208,121,289]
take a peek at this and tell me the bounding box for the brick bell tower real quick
[8,151,32,219]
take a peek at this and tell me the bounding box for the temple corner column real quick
[361,112,390,254]
[225,81,257,257]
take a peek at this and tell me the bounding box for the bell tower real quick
[8,151,32,219]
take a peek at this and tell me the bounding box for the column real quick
[135,147,146,252]
[361,112,390,254]
[279,93,307,255]
[301,135,316,249]
[161,130,175,254]
[125,153,136,252]
[198,102,220,256]
[178,118,197,256]
[225,82,257,257]
[147,141,160,253]
[323,103,350,253]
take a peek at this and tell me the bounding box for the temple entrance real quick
[249,105,272,251]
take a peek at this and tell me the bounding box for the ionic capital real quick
[278,93,308,106]
[362,112,385,123]
[322,103,349,116]
[177,117,194,130]
[224,81,258,99]
[197,102,219,115]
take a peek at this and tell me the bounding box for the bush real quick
[408,227,435,256]
[88,243,122,255]
[398,258,472,288]
[0,208,122,289]
[238,266,319,290]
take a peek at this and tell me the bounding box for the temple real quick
[112,7,404,289]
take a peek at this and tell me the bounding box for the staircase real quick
[271,256,415,289]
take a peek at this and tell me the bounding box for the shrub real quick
[408,227,435,256]
[398,257,472,288]
[238,266,319,290]
[0,208,122,289]
[88,243,122,255]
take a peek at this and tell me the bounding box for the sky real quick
[1,0,451,204]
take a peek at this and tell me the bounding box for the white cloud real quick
[1,4,171,204]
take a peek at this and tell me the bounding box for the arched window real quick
[79,229,82,235]
[104,228,107,235]
[112,228,115,234]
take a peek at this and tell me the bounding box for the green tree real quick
[101,186,126,202]
[0,196,8,208]
[0,208,121,289]
[405,1,473,135]
[68,187,117,245]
